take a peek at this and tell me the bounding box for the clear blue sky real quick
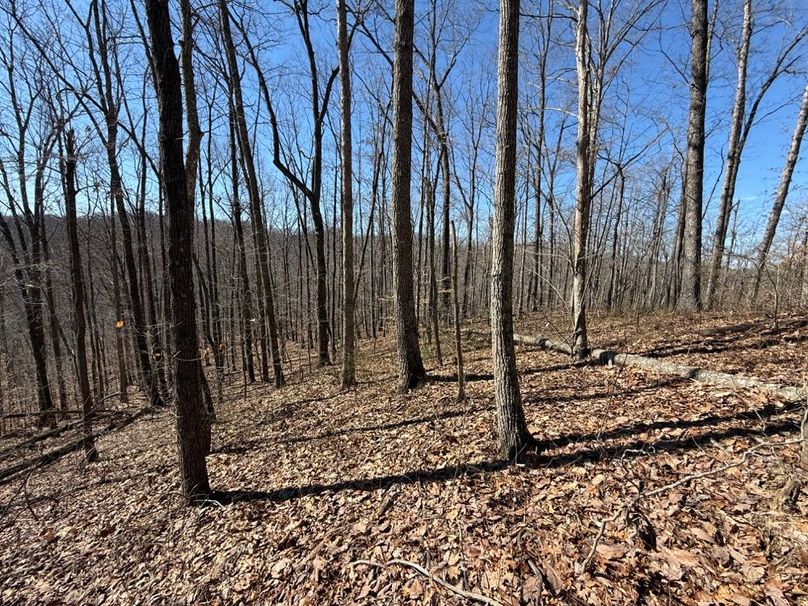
[2,0,805,252]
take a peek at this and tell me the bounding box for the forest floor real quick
[0,311,807,605]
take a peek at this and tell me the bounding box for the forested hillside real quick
[0,0,806,604]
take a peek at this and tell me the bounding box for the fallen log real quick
[0,421,84,461]
[588,348,806,403]
[466,330,573,355]
[470,330,806,403]
[512,333,572,355]
[0,409,139,463]
[0,408,153,485]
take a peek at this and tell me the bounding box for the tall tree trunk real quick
[571,0,592,357]
[646,167,671,308]
[62,130,97,463]
[87,229,107,403]
[451,222,464,401]
[0,216,54,427]
[219,0,284,387]
[112,148,161,408]
[145,0,210,502]
[201,107,224,408]
[0,284,7,423]
[606,168,625,309]
[227,110,256,383]
[439,130,451,322]
[752,82,808,302]
[89,0,162,407]
[42,247,67,413]
[390,0,426,391]
[491,0,532,459]
[109,200,129,404]
[137,164,169,404]
[338,0,356,388]
[800,225,808,306]
[331,156,339,361]
[236,3,335,368]
[251,218,271,383]
[180,0,201,202]
[706,0,751,307]
[187,1,217,407]
[679,0,709,312]
[427,155,443,365]
[667,168,687,308]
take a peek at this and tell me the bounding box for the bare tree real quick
[226,107,256,383]
[390,0,426,391]
[491,0,532,459]
[338,0,356,388]
[752,82,808,301]
[706,5,807,306]
[571,0,592,357]
[237,1,339,368]
[180,0,215,417]
[451,221,464,401]
[61,129,97,462]
[679,0,709,312]
[144,0,210,501]
[0,36,57,426]
[218,0,284,387]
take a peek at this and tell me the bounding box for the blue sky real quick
[1,0,805,254]
[272,0,808,246]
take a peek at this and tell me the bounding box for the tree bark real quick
[706,0,751,307]
[752,83,808,302]
[508,331,806,403]
[180,0,201,202]
[145,0,210,502]
[491,0,532,459]
[679,0,709,312]
[338,0,356,388]
[571,0,592,357]
[62,130,97,463]
[390,0,426,391]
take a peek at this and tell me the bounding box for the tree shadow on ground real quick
[598,318,806,353]
[213,378,793,453]
[275,405,492,446]
[523,377,688,405]
[639,333,808,360]
[427,359,593,384]
[533,400,802,450]
[208,402,802,506]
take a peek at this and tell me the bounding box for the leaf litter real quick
[0,312,806,605]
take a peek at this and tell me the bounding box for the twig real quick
[351,559,504,606]
[577,514,617,575]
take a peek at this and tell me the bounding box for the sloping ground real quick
[0,314,807,605]
[515,311,807,383]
